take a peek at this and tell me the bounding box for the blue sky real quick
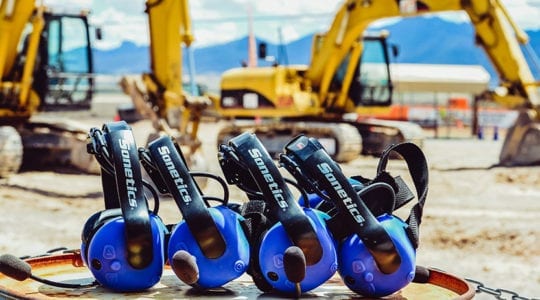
[43,0,540,50]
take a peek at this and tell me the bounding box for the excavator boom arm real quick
[146,0,191,104]
[306,0,538,108]
[0,0,35,78]
[121,0,210,172]
[0,0,43,116]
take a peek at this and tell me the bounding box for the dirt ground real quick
[0,110,539,299]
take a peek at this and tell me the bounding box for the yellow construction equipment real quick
[121,0,539,166]
[217,0,540,166]
[0,0,98,177]
[120,0,214,171]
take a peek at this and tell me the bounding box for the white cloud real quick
[187,0,341,47]
[90,7,148,49]
[413,0,540,30]
[42,0,93,14]
[502,0,540,30]
[43,0,540,50]
[433,11,470,24]
[194,22,242,46]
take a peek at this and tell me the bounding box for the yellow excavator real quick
[217,0,540,166]
[0,0,98,177]
[120,0,214,171]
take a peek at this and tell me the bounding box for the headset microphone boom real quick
[0,253,97,289]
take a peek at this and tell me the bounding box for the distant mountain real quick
[193,37,253,74]
[89,16,540,87]
[374,16,539,85]
[93,41,150,74]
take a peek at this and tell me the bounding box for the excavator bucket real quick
[499,109,540,166]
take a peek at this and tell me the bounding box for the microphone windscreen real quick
[283,246,306,283]
[171,250,199,285]
[412,265,431,283]
[0,254,32,281]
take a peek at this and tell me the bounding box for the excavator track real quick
[19,117,99,174]
[0,126,23,178]
[350,118,424,156]
[217,120,362,162]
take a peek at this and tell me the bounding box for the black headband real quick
[226,132,323,265]
[145,136,226,259]
[282,135,401,274]
[102,121,154,269]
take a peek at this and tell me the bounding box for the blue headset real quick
[82,121,168,291]
[218,132,337,295]
[140,135,250,289]
[280,135,428,297]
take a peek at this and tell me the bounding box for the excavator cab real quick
[332,34,394,108]
[36,11,96,110]
[1,7,96,116]
[1,1,99,177]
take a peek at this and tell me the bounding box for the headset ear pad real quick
[338,214,415,297]
[257,208,337,294]
[81,209,122,266]
[236,201,275,293]
[167,205,250,289]
[81,212,167,292]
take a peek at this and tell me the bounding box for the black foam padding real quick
[283,246,306,283]
[412,265,430,283]
[171,250,199,285]
[0,254,32,281]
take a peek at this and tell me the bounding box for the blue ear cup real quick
[81,209,122,267]
[83,121,169,292]
[218,132,338,294]
[281,135,426,297]
[142,135,250,289]
[82,213,167,291]
[338,214,415,297]
[167,205,250,288]
[301,181,415,296]
[296,179,414,296]
[257,208,338,293]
